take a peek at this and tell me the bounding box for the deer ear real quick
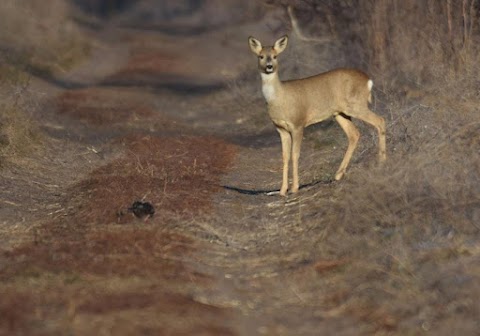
[273,35,288,54]
[248,36,262,55]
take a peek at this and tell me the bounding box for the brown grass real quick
[0,104,39,160]
[0,62,40,161]
[70,135,237,224]
[0,229,230,335]
[0,0,89,76]
[117,51,182,77]
[56,88,154,126]
[0,134,238,335]
[2,228,197,279]
[104,50,189,86]
[2,1,480,334]
[216,2,480,333]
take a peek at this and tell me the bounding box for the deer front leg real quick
[277,127,292,196]
[291,128,304,193]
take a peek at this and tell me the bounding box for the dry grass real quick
[0,63,39,161]
[56,88,154,126]
[0,104,38,161]
[306,124,480,332]
[0,222,235,334]
[105,51,183,85]
[1,1,480,334]
[0,0,89,76]
[0,134,238,335]
[70,134,238,224]
[216,1,480,333]
[0,0,89,162]
[102,48,225,88]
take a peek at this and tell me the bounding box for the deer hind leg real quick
[352,107,386,163]
[334,114,360,180]
[290,128,304,193]
[277,127,292,196]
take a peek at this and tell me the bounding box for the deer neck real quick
[260,72,282,104]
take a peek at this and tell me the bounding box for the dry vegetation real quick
[70,134,237,224]
[0,0,89,76]
[243,1,480,333]
[57,88,154,126]
[1,0,480,335]
[1,133,237,334]
[0,0,89,160]
[0,63,39,161]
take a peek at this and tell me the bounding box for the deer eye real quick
[273,55,277,59]
[259,55,264,60]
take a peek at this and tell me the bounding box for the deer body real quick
[249,35,386,196]
[261,69,372,129]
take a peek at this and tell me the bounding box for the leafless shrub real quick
[356,0,479,89]
[268,1,479,87]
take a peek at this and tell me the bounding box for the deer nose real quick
[266,64,273,70]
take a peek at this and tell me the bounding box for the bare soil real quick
[1,4,479,336]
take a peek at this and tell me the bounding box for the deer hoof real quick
[335,171,345,181]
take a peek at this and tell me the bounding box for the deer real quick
[248,35,386,196]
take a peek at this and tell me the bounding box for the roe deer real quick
[248,35,386,196]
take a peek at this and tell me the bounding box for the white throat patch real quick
[260,73,276,102]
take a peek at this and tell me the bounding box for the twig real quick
[31,180,60,188]
[1,200,20,207]
[288,282,307,304]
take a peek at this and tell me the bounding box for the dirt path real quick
[0,11,355,334]
[0,11,290,334]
